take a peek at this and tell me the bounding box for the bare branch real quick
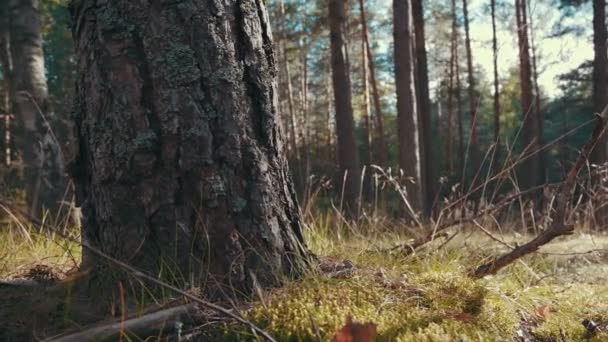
[471,105,608,278]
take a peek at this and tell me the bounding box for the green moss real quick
[242,270,517,341]
[233,227,608,341]
[526,285,608,341]
[2,214,607,341]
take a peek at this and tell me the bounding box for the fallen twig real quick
[471,105,608,278]
[44,304,198,342]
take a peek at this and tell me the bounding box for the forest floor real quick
[1,217,608,341]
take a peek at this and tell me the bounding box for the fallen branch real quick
[45,304,198,342]
[385,184,547,254]
[471,105,608,278]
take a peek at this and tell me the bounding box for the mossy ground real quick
[1,215,607,341]
[239,218,608,341]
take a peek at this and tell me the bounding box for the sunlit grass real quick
[1,210,607,341]
[239,221,608,341]
[0,218,80,278]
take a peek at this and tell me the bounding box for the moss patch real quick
[234,228,608,341]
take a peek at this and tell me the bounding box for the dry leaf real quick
[331,317,377,342]
[534,305,552,321]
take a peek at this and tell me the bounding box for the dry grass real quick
[0,218,80,279]
[1,209,607,341]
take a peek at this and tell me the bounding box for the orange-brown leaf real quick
[331,317,377,342]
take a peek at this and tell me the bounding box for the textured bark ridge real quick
[68,0,309,296]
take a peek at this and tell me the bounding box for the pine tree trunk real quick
[412,0,434,217]
[591,0,607,164]
[361,26,372,170]
[329,0,361,216]
[528,2,544,183]
[462,0,479,180]
[394,0,422,214]
[452,0,465,181]
[491,0,500,145]
[515,0,540,191]
[278,0,303,194]
[446,0,457,176]
[326,68,334,163]
[300,47,311,193]
[358,0,387,166]
[591,0,608,226]
[9,0,65,216]
[68,0,309,297]
[0,1,11,167]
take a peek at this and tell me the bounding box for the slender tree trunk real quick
[462,0,479,179]
[491,0,500,145]
[68,0,309,298]
[329,0,361,216]
[452,0,465,180]
[591,0,608,227]
[300,46,311,191]
[358,0,387,166]
[10,0,65,216]
[527,1,544,183]
[515,0,540,191]
[446,3,457,176]
[412,0,434,217]
[0,1,11,167]
[394,0,422,214]
[591,0,607,164]
[0,78,9,167]
[361,27,372,169]
[278,0,302,193]
[326,65,335,163]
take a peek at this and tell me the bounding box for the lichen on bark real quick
[68,0,310,298]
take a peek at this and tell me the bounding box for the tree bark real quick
[9,0,66,216]
[446,0,457,176]
[329,0,361,216]
[491,0,500,145]
[68,0,309,297]
[412,0,434,218]
[528,1,544,184]
[360,23,372,170]
[326,67,334,163]
[591,0,608,226]
[278,0,303,194]
[300,46,311,194]
[515,0,541,191]
[462,0,479,179]
[358,0,387,166]
[394,0,422,214]
[452,0,465,181]
[0,0,11,167]
[591,0,607,164]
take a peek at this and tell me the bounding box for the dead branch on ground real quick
[471,105,608,278]
[44,304,198,342]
